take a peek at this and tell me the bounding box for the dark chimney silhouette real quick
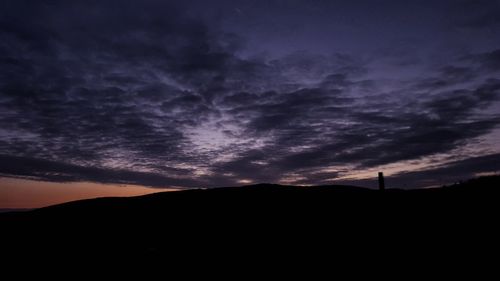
[378,172,385,191]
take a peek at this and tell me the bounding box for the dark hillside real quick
[2,177,499,259]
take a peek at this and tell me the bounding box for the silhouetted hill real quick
[1,176,499,261]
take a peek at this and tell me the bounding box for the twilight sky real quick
[1,0,500,204]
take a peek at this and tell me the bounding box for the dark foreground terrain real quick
[2,176,500,264]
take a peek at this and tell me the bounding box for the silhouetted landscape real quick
[1,1,500,268]
[2,175,499,259]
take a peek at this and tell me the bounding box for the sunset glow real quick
[0,178,165,208]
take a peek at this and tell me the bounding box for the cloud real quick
[1,1,500,188]
[467,49,500,71]
[211,76,500,183]
[0,1,227,161]
[414,66,477,90]
[0,154,199,188]
[390,153,500,188]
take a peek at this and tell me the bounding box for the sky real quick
[1,0,500,207]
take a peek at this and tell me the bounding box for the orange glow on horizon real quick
[0,177,176,209]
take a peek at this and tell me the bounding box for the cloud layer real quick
[1,0,500,188]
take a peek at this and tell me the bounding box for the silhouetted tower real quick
[378,172,385,191]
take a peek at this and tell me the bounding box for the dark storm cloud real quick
[1,0,500,188]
